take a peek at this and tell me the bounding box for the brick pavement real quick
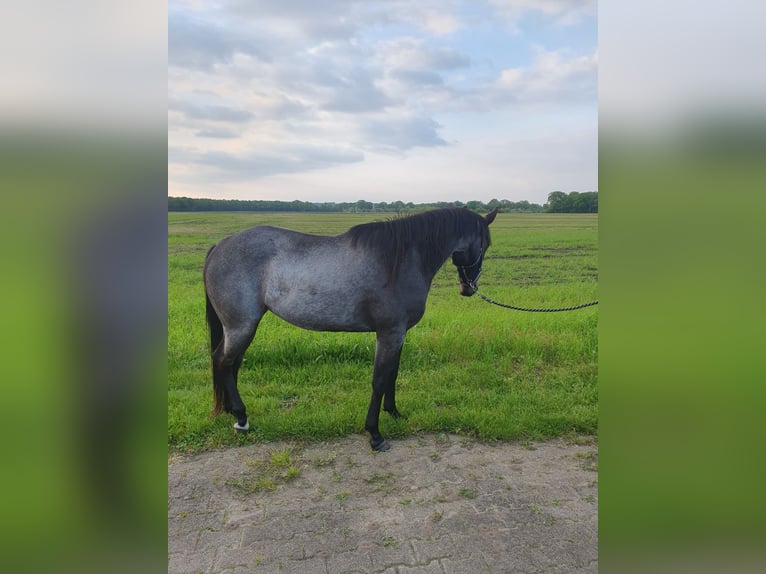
[168,434,597,573]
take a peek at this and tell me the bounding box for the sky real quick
[168,0,597,205]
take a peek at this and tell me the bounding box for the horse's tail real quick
[204,245,226,416]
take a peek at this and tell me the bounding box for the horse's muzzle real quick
[459,282,476,297]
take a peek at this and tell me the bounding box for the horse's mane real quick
[345,208,490,280]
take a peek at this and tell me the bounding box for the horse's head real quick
[452,208,498,297]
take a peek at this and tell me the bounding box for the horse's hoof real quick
[370,438,391,452]
[389,410,407,421]
[234,420,249,433]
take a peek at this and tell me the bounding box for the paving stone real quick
[168,549,216,574]
[410,536,457,563]
[398,560,444,574]
[441,556,486,574]
[325,550,372,573]
[169,435,598,574]
[368,539,417,571]
[276,557,328,574]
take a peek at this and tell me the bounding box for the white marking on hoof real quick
[234,421,249,431]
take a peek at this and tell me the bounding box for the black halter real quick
[454,247,484,289]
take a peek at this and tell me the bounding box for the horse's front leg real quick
[365,330,405,451]
[383,349,406,420]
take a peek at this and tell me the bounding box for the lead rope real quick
[470,285,598,312]
[459,266,598,312]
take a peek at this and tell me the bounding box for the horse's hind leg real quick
[382,339,405,420]
[213,321,260,432]
[365,329,406,451]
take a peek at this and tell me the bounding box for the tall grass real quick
[168,212,597,452]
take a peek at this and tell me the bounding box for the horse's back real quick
[206,225,329,273]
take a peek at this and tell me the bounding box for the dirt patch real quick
[169,434,598,573]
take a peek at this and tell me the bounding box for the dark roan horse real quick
[204,207,498,451]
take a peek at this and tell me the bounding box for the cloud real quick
[360,114,448,152]
[265,95,313,120]
[378,37,471,71]
[488,48,598,106]
[168,0,596,199]
[170,143,364,180]
[194,127,241,139]
[420,10,461,36]
[488,0,596,27]
[392,68,445,87]
[168,10,270,70]
[221,0,365,42]
[320,67,395,113]
[169,98,253,123]
[374,37,470,105]
[384,0,463,37]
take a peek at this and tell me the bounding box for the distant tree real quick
[466,200,485,212]
[545,191,597,213]
[581,191,598,212]
[391,200,405,214]
[354,199,373,212]
[546,191,569,212]
[168,195,559,214]
[568,192,582,213]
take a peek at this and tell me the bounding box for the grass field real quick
[168,211,598,453]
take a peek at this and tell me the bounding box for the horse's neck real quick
[417,233,467,280]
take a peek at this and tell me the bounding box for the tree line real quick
[168,191,596,214]
[545,191,598,213]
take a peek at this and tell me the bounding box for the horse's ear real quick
[485,207,498,225]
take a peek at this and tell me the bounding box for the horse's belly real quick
[274,308,371,332]
[266,286,374,332]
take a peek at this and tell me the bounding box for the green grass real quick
[168,211,597,452]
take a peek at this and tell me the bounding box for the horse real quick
[203,207,498,451]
